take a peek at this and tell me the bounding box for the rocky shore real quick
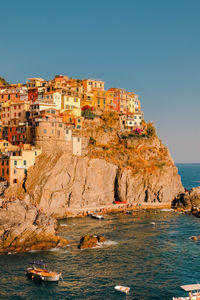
[0,198,68,254]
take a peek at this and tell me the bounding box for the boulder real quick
[78,234,106,249]
[174,187,200,210]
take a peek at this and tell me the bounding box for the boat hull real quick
[114,285,130,294]
[27,268,61,282]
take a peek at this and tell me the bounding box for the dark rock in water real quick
[172,187,200,211]
[78,234,106,249]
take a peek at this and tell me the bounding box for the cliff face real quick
[4,115,184,218]
[7,135,184,218]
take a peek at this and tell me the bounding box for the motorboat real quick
[173,284,200,300]
[114,285,130,295]
[26,260,61,282]
[91,214,104,220]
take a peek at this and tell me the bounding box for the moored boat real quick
[114,285,130,295]
[173,284,200,300]
[26,260,61,282]
[91,214,104,220]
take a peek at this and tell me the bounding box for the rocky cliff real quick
[4,115,184,218]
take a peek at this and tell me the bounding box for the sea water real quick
[0,163,200,299]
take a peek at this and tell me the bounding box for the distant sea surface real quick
[176,163,200,190]
[0,164,200,299]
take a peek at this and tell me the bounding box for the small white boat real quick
[173,284,200,300]
[114,285,130,295]
[91,214,104,220]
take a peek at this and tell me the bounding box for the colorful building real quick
[61,94,81,117]
[1,102,30,126]
[0,147,41,185]
[82,79,104,93]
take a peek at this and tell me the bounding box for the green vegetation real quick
[146,123,156,138]
[82,109,95,119]
[156,162,166,169]
[88,137,96,146]
[0,76,9,86]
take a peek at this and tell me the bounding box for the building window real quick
[6,160,9,166]
[66,129,69,134]
[13,179,17,183]
[1,160,4,166]
[77,138,80,142]
[8,95,10,100]
[23,160,26,166]
[78,119,80,123]
[43,129,47,134]
[6,169,9,175]
[58,124,62,127]
[57,130,60,136]
[14,160,17,166]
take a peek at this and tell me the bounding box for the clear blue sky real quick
[1,0,200,162]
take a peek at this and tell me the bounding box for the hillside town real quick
[0,75,144,185]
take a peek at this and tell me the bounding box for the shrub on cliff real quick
[82,109,95,119]
[88,137,96,146]
[0,76,9,86]
[100,111,119,128]
[146,123,156,138]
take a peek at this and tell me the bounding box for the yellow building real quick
[128,92,135,113]
[26,78,46,88]
[81,92,95,108]
[61,94,81,117]
[0,140,12,152]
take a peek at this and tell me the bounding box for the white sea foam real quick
[160,209,174,212]
[80,240,118,250]
[48,247,60,252]
[59,224,69,227]
[95,240,118,248]
[103,240,118,246]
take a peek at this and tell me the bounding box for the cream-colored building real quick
[0,148,41,185]
[61,94,81,117]
[34,119,67,142]
[82,79,104,93]
[72,137,82,155]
